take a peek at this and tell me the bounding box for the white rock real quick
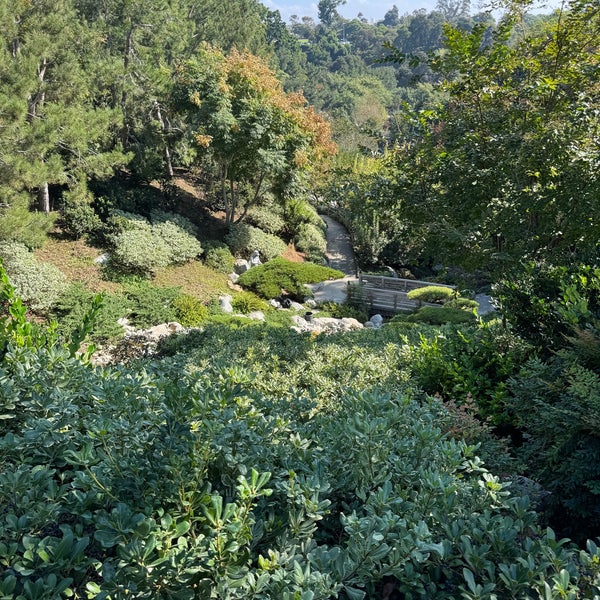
[219,294,234,313]
[369,314,384,329]
[290,301,305,311]
[228,272,240,283]
[94,252,110,265]
[305,298,317,308]
[269,299,281,308]
[247,311,265,321]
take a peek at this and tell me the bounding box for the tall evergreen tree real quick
[0,0,127,214]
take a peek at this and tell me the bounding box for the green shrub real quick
[173,294,209,327]
[0,242,66,311]
[406,305,476,325]
[238,257,343,300]
[108,212,202,275]
[110,227,172,274]
[283,197,324,237]
[231,291,268,314]
[0,195,55,249]
[445,297,479,311]
[50,282,131,343]
[204,241,235,273]
[122,280,180,327]
[225,223,287,261]
[60,188,102,239]
[246,204,286,235]
[295,222,327,256]
[152,220,203,263]
[150,210,198,236]
[407,285,457,304]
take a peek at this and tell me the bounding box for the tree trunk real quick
[38,181,50,214]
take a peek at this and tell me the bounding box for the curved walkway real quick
[308,215,358,304]
[321,214,357,276]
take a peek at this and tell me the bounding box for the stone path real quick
[320,214,357,276]
[309,215,496,317]
[308,216,358,303]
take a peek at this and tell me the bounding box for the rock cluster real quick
[290,315,364,334]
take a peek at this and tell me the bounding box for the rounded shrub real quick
[150,210,199,236]
[231,291,268,314]
[60,189,102,239]
[0,242,66,311]
[204,242,235,274]
[173,294,209,327]
[406,305,477,325]
[107,211,202,275]
[152,221,203,263]
[295,222,327,256]
[246,204,286,235]
[238,257,343,301]
[110,228,172,275]
[407,285,456,304]
[225,223,287,261]
[445,297,479,311]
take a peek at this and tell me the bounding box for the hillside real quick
[1,0,600,597]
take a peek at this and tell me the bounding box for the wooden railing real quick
[354,274,456,315]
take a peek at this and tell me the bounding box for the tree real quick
[0,0,127,213]
[382,5,400,27]
[436,0,471,21]
[318,0,346,27]
[173,47,336,225]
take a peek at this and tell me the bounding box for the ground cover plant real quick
[2,270,600,598]
[238,257,344,301]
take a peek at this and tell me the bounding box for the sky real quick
[261,0,559,23]
[262,0,435,23]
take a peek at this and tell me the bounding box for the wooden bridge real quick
[352,274,456,315]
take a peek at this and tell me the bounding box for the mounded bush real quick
[225,223,287,261]
[110,228,173,274]
[445,297,479,311]
[295,222,327,255]
[51,282,131,343]
[0,242,66,311]
[150,210,198,236]
[246,204,286,235]
[231,291,268,314]
[284,197,325,237]
[152,221,203,264]
[60,188,102,239]
[407,285,456,304]
[203,241,235,274]
[122,280,180,328]
[173,294,209,327]
[406,305,477,325]
[238,257,343,301]
[108,212,202,275]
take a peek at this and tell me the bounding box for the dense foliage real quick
[2,271,600,598]
[237,257,344,300]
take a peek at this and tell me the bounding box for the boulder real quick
[290,315,364,335]
[369,314,384,329]
[219,294,234,313]
[247,311,265,321]
[233,259,250,274]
